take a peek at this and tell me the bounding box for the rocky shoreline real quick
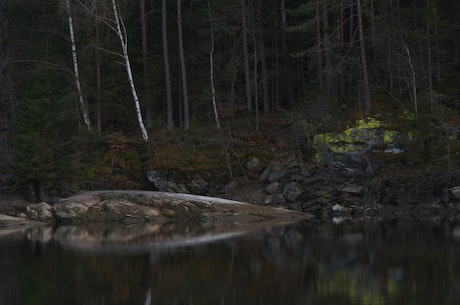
[0,190,310,228]
[2,161,460,228]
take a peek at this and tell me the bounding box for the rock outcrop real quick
[22,190,309,225]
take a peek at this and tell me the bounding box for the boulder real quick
[54,202,88,223]
[264,182,280,194]
[26,202,54,222]
[260,162,284,182]
[187,177,209,195]
[449,186,460,200]
[339,183,365,194]
[146,170,189,193]
[282,182,303,202]
[24,190,311,225]
[246,157,260,171]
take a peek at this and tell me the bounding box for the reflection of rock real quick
[26,218,309,253]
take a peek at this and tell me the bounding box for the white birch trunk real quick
[111,0,149,141]
[402,42,418,118]
[207,0,220,130]
[66,0,91,130]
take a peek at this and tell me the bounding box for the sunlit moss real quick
[313,116,404,163]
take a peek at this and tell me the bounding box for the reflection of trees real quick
[2,219,460,304]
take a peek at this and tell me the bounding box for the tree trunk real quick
[140,0,153,125]
[111,0,149,141]
[162,0,173,128]
[253,20,259,130]
[65,0,91,130]
[433,0,441,82]
[322,1,332,93]
[241,0,252,112]
[340,0,344,48]
[402,41,418,118]
[259,0,269,113]
[316,2,323,91]
[356,0,371,114]
[426,0,434,111]
[95,6,101,132]
[177,0,189,129]
[207,0,220,131]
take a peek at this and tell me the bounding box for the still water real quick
[1,217,460,305]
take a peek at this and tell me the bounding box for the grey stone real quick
[26,202,54,222]
[259,162,284,182]
[282,182,303,202]
[246,157,260,171]
[188,178,209,195]
[339,183,364,194]
[146,170,188,193]
[449,186,460,200]
[264,182,280,194]
[54,202,88,223]
[268,169,287,182]
[264,194,286,205]
[291,174,305,182]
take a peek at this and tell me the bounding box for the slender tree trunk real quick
[322,1,332,93]
[111,0,149,141]
[433,0,441,82]
[386,0,393,92]
[207,0,220,131]
[426,0,434,111]
[340,0,344,48]
[402,42,418,118]
[253,21,259,131]
[65,0,91,130]
[370,0,376,59]
[140,0,153,125]
[316,2,323,91]
[260,41,269,112]
[177,0,189,129]
[258,0,269,113]
[356,0,371,114]
[241,0,252,112]
[95,7,101,131]
[162,0,173,128]
[280,0,287,51]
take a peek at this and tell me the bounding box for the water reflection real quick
[1,217,460,304]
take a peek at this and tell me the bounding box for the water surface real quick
[1,217,460,305]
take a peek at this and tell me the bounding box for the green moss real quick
[355,117,382,129]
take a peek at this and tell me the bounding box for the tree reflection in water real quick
[1,218,460,305]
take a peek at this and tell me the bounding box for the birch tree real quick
[65,0,91,130]
[207,0,220,131]
[111,0,149,141]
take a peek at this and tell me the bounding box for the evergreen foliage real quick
[13,71,77,185]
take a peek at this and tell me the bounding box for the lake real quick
[1,217,460,305]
